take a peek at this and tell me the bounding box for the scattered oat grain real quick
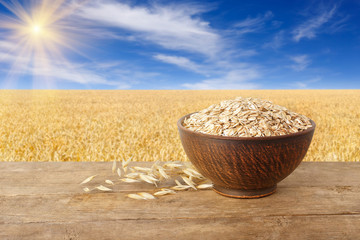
[80,175,97,185]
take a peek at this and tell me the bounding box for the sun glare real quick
[0,0,87,88]
[32,25,41,34]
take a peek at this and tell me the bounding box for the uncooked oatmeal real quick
[183,97,312,137]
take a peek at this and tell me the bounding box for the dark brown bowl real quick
[177,113,316,198]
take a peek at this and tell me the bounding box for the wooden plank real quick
[1,215,359,240]
[0,162,360,195]
[0,162,359,239]
[1,187,360,223]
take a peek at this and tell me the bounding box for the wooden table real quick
[0,162,359,240]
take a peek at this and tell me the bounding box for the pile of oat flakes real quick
[183,97,312,137]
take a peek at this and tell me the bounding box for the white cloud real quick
[292,5,337,42]
[0,2,276,90]
[294,77,321,89]
[263,30,285,49]
[271,20,283,28]
[327,15,350,34]
[0,41,155,89]
[0,40,17,50]
[0,46,107,85]
[294,81,307,88]
[1,60,126,88]
[0,40,25,64]
[234,11,273,34]
[76,1,221,57]
[32,65,120,86]
[28,61,159,89]
[289,55,310,71]
[182,68,260,90]
[154,54,205,74]
[73,1,265,89]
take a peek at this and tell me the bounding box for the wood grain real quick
[0,162,359,239]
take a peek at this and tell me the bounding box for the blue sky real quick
[0,0,359,89]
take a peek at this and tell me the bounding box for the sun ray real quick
[2,39,33,88]
[0,0,33,24]
[0,0,90,88]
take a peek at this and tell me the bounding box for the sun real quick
[32,25,42,35]
[0,0,87,88]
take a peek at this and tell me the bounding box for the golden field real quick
[0,90,359,162]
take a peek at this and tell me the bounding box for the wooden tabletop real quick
[0,162,359,240]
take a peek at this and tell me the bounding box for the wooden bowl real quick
[177,113,316,198]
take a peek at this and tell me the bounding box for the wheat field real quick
[0,90,359,162]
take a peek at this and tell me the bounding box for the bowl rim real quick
[177,112,316,141]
